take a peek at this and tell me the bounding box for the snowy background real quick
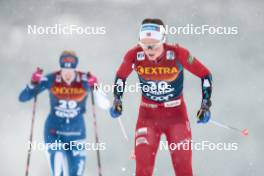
[0,0,264,175]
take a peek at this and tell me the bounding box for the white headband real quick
[139,23,165,41]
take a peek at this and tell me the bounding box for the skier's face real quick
[139,38,164,60]
[61,68,76,84]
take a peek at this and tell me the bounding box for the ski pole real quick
[91,87,129,142]
[210,120,249,136]
[25,96,38,176]
[117,118,129,142]
[90,89,103,176]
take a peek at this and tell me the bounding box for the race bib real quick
[54,100,80,118]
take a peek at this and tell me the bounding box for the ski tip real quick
[242,128,249,136]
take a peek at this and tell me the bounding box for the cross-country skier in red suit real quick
[110,18,213,176]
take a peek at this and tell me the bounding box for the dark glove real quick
[110,97,122,118]
[197,99,211,124]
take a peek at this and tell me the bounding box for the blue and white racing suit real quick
[19,70,91,176]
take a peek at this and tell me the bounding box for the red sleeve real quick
[176,45,211,78]
[116,48,136,79]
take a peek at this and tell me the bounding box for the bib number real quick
[58,100,77,109]
[141,81,175,102]
[55,100,79,118]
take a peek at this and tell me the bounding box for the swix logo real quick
[136,66,178,75]
[146,32,151,36]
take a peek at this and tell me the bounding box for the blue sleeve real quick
[18,73,54,102]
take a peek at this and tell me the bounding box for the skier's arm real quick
[110,49,135,118]
[176,47,212,101]
[113,49,135,100]
[177,46,212,123]
[19,73,52,102]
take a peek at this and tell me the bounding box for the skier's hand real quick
[197,99,211,124]
[87,72,98,88]
[31,67,43,85]
[110,98,122,118]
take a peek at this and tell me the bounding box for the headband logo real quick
[63,57,75,63]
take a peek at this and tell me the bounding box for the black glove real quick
[197,99,211,124]
[110,97,122,118]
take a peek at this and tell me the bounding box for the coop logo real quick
[136,66,178,75]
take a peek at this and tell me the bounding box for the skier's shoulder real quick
[165,43,190,54]
[76,70,88,82]
[127,44,141,53]
[124,45,142,60]
[42,71,58,82]
[165,43,190,63]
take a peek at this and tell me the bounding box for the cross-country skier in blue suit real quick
[19,51,98,176]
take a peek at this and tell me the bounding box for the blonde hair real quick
[61,50,77,57]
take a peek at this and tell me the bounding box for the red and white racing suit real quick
[115,43,211,176]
